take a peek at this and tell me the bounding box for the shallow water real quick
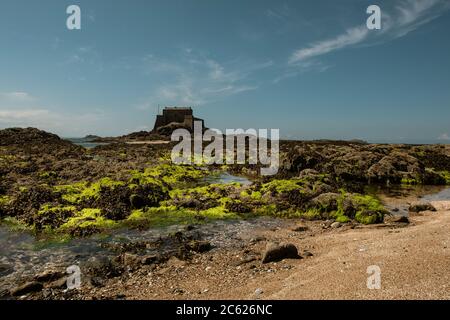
[374,185,450,216]
[64,138,109,149]
[0,216,285,292]
[202,172,252,186]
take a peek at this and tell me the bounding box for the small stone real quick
[303,251,314,257]
[292,224,308,232]
[331,222,341,228]
[255,288,264,295]
[205,266,212,272]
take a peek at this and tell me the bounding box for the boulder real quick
[409,201,436,213]
[261,242,300,263]
[311,193,340,211]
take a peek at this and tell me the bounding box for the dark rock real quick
[409,201,436,213]
[141,255,158,265]
[262,242,301,263]
[187,240,212,253]
[34,270,65,282]
[292,224,308,232]
[11,281,43,296]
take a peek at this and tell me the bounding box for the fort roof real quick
[164,106,192,111]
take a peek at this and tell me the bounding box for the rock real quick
[141,255,158,265]
[11,281,43,296]
[311,193,340,212]
[323,220,334,228]
[0,289,10,298]
[385,215,409,223]
[34,270,65,282]
[249,236,266,244]
[292,224,308,232]
[261,242,300,263]
[123,253,140,266]
[331,221,342,228]
[187,240,212,253]
[409,201,436,213]
[254,288,264,295]
[303,251,313,257]
[48,277,68,289]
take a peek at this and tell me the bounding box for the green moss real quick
[300,208,322,220]
[254,204,277,216]
[335,215,350,223]
[260,179,306,195]
[1,217,33,232]
[0,195,11,206]
[55,178,124,204]
[126,204,238,228]
[438,170,450,185]
[38,204,76,215]
[355,211,380,224]
[39,171,57,179]
[59,208,118,230]
[401,177,420,185]
[170,184,236,201]
[199,206,238,219]
[351,194,387,224]
[141,163,207,186]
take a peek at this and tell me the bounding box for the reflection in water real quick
[202,172,252,186]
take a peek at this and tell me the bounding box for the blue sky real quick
[0,0,450,142]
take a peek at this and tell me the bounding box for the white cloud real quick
[289,0,450,65]
[0,108,105,136]
[438,133,450,140]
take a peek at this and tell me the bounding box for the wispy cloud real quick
[137,50,271,110]
[0,91,36,103]
[289,26,369,64]
[289,0,450,65]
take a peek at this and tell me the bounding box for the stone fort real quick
[152,106,204,134]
